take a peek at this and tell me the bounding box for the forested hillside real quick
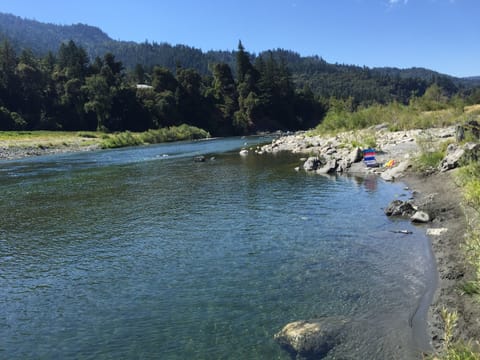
[2,12,479,107]
[0,39,326,134]
[1,12,480,136]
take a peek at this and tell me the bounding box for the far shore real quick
[0,126,211,161]
[0,131,102,161]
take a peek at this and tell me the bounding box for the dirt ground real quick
[402,170,480,353]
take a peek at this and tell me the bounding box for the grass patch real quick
[309,102,472,137]
[457,162,480,210]
[426,308,480,360]
[348,130,378,149]
[427,160,480,359]
[101,125,210,149]
[460,281,480,296]
[1,126,210,150]
[413,131,447,172]
[0,131,102,148]
[101,131,144,149]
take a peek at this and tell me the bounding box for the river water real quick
[0,137,434,359]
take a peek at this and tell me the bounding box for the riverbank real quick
[0,126,211,161]
[0,131,102,160]
[260,126,480,357]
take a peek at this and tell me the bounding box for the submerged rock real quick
[274,318,347,359]
[193,155,206,162]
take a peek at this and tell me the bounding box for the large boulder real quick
[439,142,480,172]
[317,158,337,174]
[274,318,347,359]
[303,157,322,171]
[348,147,363,163]
[384,200,416,217]
[336,148,362,173]
[439,144,465,172]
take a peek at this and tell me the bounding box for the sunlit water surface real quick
[0,137,434,359]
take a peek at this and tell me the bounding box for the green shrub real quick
[426,308,480,360]
[414,132,446,171]
[460,281,480,296]
[310,102,465,136]
[101,131,143,149]
[456,162,480,316]
[457,162,480,209]
[100,125,210,149]
[0,107,27,130]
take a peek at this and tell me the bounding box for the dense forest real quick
[1,12,480,135]
[2,13,480,98]
[0,39,326,134]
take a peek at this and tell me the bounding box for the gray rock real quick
[194,155,206,162]
[426,228,448,236]
[274,318,347,359]
[411,211,430,223]
[374,123,389,131]
[384,200,416,217]
[439,142,480,172]
[464,142,480,161]
[439,147,465,172]
[303,157,322,171]
[336,159,349,173]
[380,160,411,181]
[349,147,363,163]
[325,147,337,155]
[317,158,337,174]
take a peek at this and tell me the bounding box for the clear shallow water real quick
[0,137,434,359]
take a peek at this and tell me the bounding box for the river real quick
[0,137,434,359]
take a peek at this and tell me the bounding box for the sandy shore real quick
[0,143,100,161]
[402,171,480,352]
[259,127,480,354]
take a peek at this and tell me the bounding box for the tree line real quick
[4,12,480,106]
[0,39,324,135]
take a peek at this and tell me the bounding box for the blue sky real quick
[1,0,479,77]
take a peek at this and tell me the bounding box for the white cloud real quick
[388,0,408,4]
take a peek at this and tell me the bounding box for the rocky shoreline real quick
[257,126,480,358]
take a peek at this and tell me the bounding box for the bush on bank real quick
[100,125,210,149]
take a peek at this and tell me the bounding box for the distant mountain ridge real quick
[0,11,479,99]
[0,13,112,55]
